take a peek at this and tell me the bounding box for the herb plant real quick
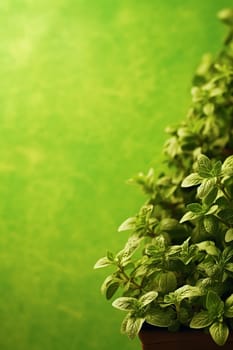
[94,9,233,346]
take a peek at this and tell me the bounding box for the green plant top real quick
[94,8,233,346]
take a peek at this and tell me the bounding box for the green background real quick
[0,1,232,349]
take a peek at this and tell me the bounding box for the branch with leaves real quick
[95,8,233,346]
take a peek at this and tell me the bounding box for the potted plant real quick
[94,9,233,349]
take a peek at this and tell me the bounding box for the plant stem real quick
[215,214,231,228]
[219,185,232,203]
[216,177,232,203]
[119,266,142,290]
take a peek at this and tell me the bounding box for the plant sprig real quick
[95,8,233,346]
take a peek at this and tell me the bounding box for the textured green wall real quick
[0,1,232,349]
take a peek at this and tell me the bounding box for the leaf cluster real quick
[94,9,233,346]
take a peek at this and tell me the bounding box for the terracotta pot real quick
[139,324,233,350]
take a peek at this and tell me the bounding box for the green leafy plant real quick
[94,9,233,346]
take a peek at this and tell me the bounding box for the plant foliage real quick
[94,9,233,346]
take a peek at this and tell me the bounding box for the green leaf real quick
[196,241,219,256]
[94,256,113,269]
[106,282,120,300]
[112,297,138,311]
[179,239,197,265]
[196,53,212,76]
[222,246,233,262]
[225,294,233,317]
[197,154,213,178]
[166,285,203,304]
[117,234,142,264]
[179,307,191,324]
[146,307,175,327]
[180,211,200,223]
[203,103,214,116]
[191,86,202,102]
[218,209,233,225]
[218,8,233,25]
[216,196,229,207]
[206,290,224,321]
[222,155,233,176]
[203,187,218,207]
[206,291,224,318]
[139,291,158,307]
[225,263,233,273]
[210,87,224,97]
[101,275,121,299]
[203,215,218,234]
[118,217,136,232]
[159,218,178,231]
[212,160,222,177]
[176,285,203,301]
[209,322,229,346]
[126,317,145,339]
[197,178,216,199]
[181,173,203,188]
[121,314,131,335]
[190,311,212,329]
[187,203,203,213]
[206,205,218,215]
[145,235,166,257]
[225,228,233,242]
[107,251,114,261]
[154,271,177,293]
[121,314,145,339]
[163,293,176,307]
[164,136,181,158]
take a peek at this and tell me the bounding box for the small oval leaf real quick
[225,228,233,242]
